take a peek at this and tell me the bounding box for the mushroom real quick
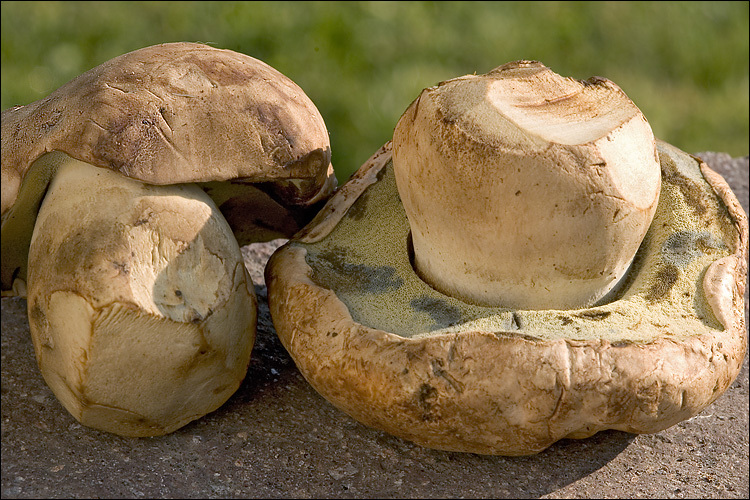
[265,61,748,455]
[1,42,336,437]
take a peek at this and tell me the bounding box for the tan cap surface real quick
[1,42,333,211]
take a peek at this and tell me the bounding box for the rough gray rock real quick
[2,152,748,499]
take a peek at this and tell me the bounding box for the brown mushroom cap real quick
[1,42,336,293]
[266,138,747,455]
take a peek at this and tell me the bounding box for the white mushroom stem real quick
[25,152,256,437]
[392,61,662,310]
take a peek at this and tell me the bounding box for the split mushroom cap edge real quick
[1,42,337,436]
[265,61,748,455]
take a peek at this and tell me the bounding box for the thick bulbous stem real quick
[26,153,256,436]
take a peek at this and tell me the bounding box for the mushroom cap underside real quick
[265,140,748,455]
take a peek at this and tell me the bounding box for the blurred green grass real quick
[2,1,748,183]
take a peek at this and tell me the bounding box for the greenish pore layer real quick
[295,142,737,342]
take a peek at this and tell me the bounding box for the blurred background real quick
[2,1,748,183]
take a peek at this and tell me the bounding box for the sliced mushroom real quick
[1,42,336,436]
[266,61,748,455]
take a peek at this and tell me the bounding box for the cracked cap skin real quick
[2,41,337,294]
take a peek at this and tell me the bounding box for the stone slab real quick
[2,152,747,499]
